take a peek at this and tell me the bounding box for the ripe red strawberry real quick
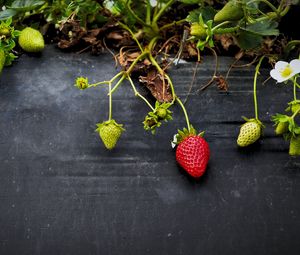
[175,127,210,178]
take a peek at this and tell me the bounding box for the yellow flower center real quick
[280,66,293,78]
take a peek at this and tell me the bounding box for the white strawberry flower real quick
[171,134,177,148]
[270,59,300,83]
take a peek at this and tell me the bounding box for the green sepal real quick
[285,100,300,114]
[95,119,125,133]
[174,125,203,145]
[241,116,265,129]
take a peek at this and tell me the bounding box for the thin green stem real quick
[247,0,278,13]
[109,52,148,96]
[88,72,124,88]
[160,19,186,31]
[126,52,148,74]
[124,0,149,27]
[291,107,300,119]
[146,0,151,25]
[88,81,109,88]
[212,21,231,32]
[176,96,191,131]
[293,76,297,101]
[118,22,144,53]
[108,82,112,120]
[284,40,300,56]
[152,0,174,24]
[148,51,176,104]
[127,75,154,111]
[110,75,126,95]
[253,56,265,120]
[147,36,159,52]
[214,26,240,34]
[279,4,290,16]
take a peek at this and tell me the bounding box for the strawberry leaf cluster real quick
[272,100,300,156]
[0,18,19,67]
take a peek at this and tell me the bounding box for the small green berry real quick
[96,120,125,150]
[18,27,44,53]
[75,77,89,90]
[275,122,289,135]
[237,120,262,147]
[0,27,10,37]
[157,107,167,119]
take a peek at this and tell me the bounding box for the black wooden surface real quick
[0,46,299,255]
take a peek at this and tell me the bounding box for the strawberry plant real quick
[74,0,211,177]
[0,17,19,72]
[0,0,299,179]
[270,58,300,156]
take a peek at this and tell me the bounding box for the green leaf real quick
[272,113,290,123]
[9,0,45,11]
[236,31,263,50]
[0,9,17,20]
[241,20,279,36]
[186,7,216,23]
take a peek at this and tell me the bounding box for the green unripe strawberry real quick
[18,27,44,53]
[0,49,5,73]
[190,23,207,40]
[289,135,300,156]
[237,119,262,147]
[214,1,244,23]
[0,27,10,37]
[96,119,125,150]
[157,107,167,119]
[275,122,289,135]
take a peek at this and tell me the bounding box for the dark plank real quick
[0,46,299,255]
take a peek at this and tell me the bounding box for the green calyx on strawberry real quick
[143,101,172,134]
[0,26,11,38]
[214,0,244,23]
[95,119,125,150]
[237,117,264,147]
[289,135,300,156]
[18,27,44,53]
[190,23,207,40]
[175,126,210,178]
[75,77,89,90]
[285,100,300,114]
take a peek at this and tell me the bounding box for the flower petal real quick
[290,59,300,74]
[274,61,289,71]
[171,134,177,148]
[270,69,281,81]
[270,69,289,83]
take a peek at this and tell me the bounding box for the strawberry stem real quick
[253,56,265,120]
[293,76,297,101]
[148,50,176,104]
[152,0,175,25]
[127,75,155,111]
[118,22,144,53]
[291,107,300,119]
[176,96,191,132]
[108,82,112,121]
